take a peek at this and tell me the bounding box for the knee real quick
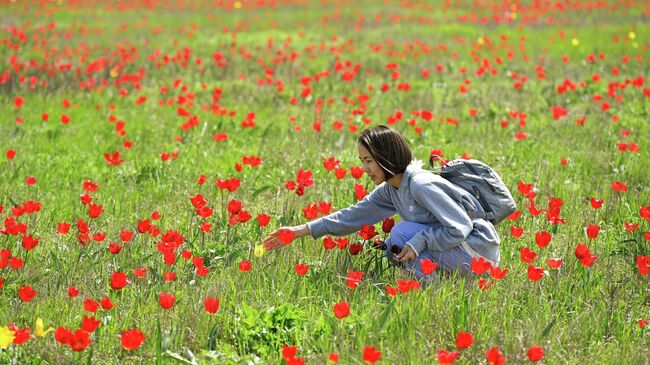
[388,221,411,244]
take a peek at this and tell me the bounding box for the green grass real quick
[1,0,649,364]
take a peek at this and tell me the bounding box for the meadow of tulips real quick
[1,0,649,363]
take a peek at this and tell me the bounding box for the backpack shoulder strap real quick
[467,210,495,221]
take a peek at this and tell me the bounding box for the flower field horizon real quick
[1,0,649,364]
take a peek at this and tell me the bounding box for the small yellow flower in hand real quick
[254,244,266,258]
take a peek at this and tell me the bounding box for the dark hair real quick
[358,125,412,180]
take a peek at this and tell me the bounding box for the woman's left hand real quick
[395,245,416,262]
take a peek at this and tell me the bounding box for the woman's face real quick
[358,144,386,185]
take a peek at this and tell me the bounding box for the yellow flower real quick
[254,244,266,258]
[34,318,54,337]
[571,38,579,46]
[0,326,15,350]
[628,31,636,40]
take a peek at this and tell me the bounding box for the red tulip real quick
[100,297,114,310]
[121,327,145,351]
[158,292,175,310]
[109,243,122,255]
[362,346,381,364]
[485,346,506,365]
[81,315,101,333]
[294,263,309,277]
[239,260,252,273]
[163,272,176,282]
[14,95,24,108]
[8,324,30,345]
[346,270,364,289]
[83,298,99,312]
[68,329,91,352]
[381,218,395,233]
[55,327,72,346]
[349,243,363,255]
[527,345,544,361]
[527,265,545,281]
[110,272,129,290]
[386,286,398,297]
[639,319,649,329]
[546,258,563,269]
[18,285,36,302]
[358,225,378,240]
[333,301,350,319]
[478,278,494,290]
[204,297,220,314]
[420,258,438,275]
[535,231,552,248]
[335,237,349,250]
[279,229,296,245]
[470,257,493,274]
[636,256,650,275]
[590,197,604,208]
[575,243,598,267]
[133,267,148,279]
[21,234,39,250]
[519,247,537,263]
[68,286,79,298]
[257,214,271,227]
[322,157,340,171]
[510,226,524,238]
[585,224,600,239]
[57,222,71,234]
[455,331,473,349]
[282,344,298,361]
[437,349,460,364]
[611,181,628,192]
[489,266,508,280]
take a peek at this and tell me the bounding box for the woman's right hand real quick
[262,224,311,250]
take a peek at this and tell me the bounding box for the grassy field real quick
[1,0,649,364]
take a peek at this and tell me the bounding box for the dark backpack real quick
[429,155,517,225]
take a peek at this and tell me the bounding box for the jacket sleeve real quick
[405,179,473,255]
[307,183,397,239]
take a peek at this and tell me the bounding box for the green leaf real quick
[372,300,395,334]
[240,302,258,328]
[251,185,274,200]
[155,319,163,365]
[164,350,196,365]
[454,292,470,332]
[541,315,559,337]
[207,322,219,351]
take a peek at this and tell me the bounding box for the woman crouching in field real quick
[262,125,500,283]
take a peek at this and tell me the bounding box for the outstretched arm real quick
[305,184,396,239]
[262,183,396,250]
